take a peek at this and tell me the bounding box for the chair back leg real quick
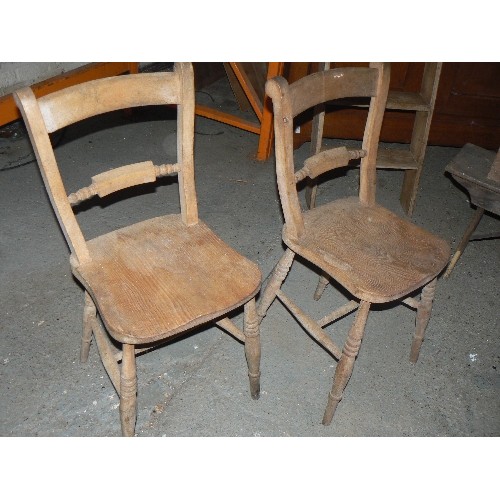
[313,273,330,301]
[81,291,96,363]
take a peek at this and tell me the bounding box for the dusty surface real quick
[1,77,499,438]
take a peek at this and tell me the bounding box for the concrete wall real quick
[0,62,87,97]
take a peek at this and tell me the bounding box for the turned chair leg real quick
[120,344,137,437]
[322,301,371,425]
[313,273,330,301]
[444,207,484,278]
[81,291,96,363]
[256,248,295,323]
[244,298,261,399]
[410,278,437,364]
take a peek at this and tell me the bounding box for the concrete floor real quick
[0,76,499,438]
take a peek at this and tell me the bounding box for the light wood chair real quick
[14,62,262,436]
[259,63,450,425]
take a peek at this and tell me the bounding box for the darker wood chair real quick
[443,143,500,278]
[258,63,450,425]
[15,62,262,436]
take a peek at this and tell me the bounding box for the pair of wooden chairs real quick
[15,62,450,436]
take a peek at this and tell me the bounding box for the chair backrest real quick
[14,62,197,266]
[265,63,390,240]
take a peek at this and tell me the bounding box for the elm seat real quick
[73,215,261,344]
[285,197,450,303]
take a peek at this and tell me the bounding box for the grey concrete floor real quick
[0,77,499,438]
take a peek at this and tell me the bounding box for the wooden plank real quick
[229,63,263,122]
[376,148,419,170]
[329,91,428,111]
[224,63,251,112]
[386,90,429,111]
[195,104,261,134]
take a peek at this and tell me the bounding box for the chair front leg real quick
[120,343,137,437]
[322,301,370,425]
[244,298,261,400]
[81,291,96,363]
[410,278,437,363]
[256,248,295,323]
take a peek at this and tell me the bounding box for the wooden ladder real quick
[377,63,442,215]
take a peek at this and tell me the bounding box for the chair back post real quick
[359,62,391,206]
[14,87,91,264]
[265,76,305,240]
[176,62,199,225]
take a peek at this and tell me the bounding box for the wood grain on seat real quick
[72,215,261,344]
[284,197,450,303]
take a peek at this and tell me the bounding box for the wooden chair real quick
[14,62,262,436]
[443,143,500,278]
[258,63,450,425]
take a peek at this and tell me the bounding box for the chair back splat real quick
[15,62,261,436]
[258,63,450,426]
